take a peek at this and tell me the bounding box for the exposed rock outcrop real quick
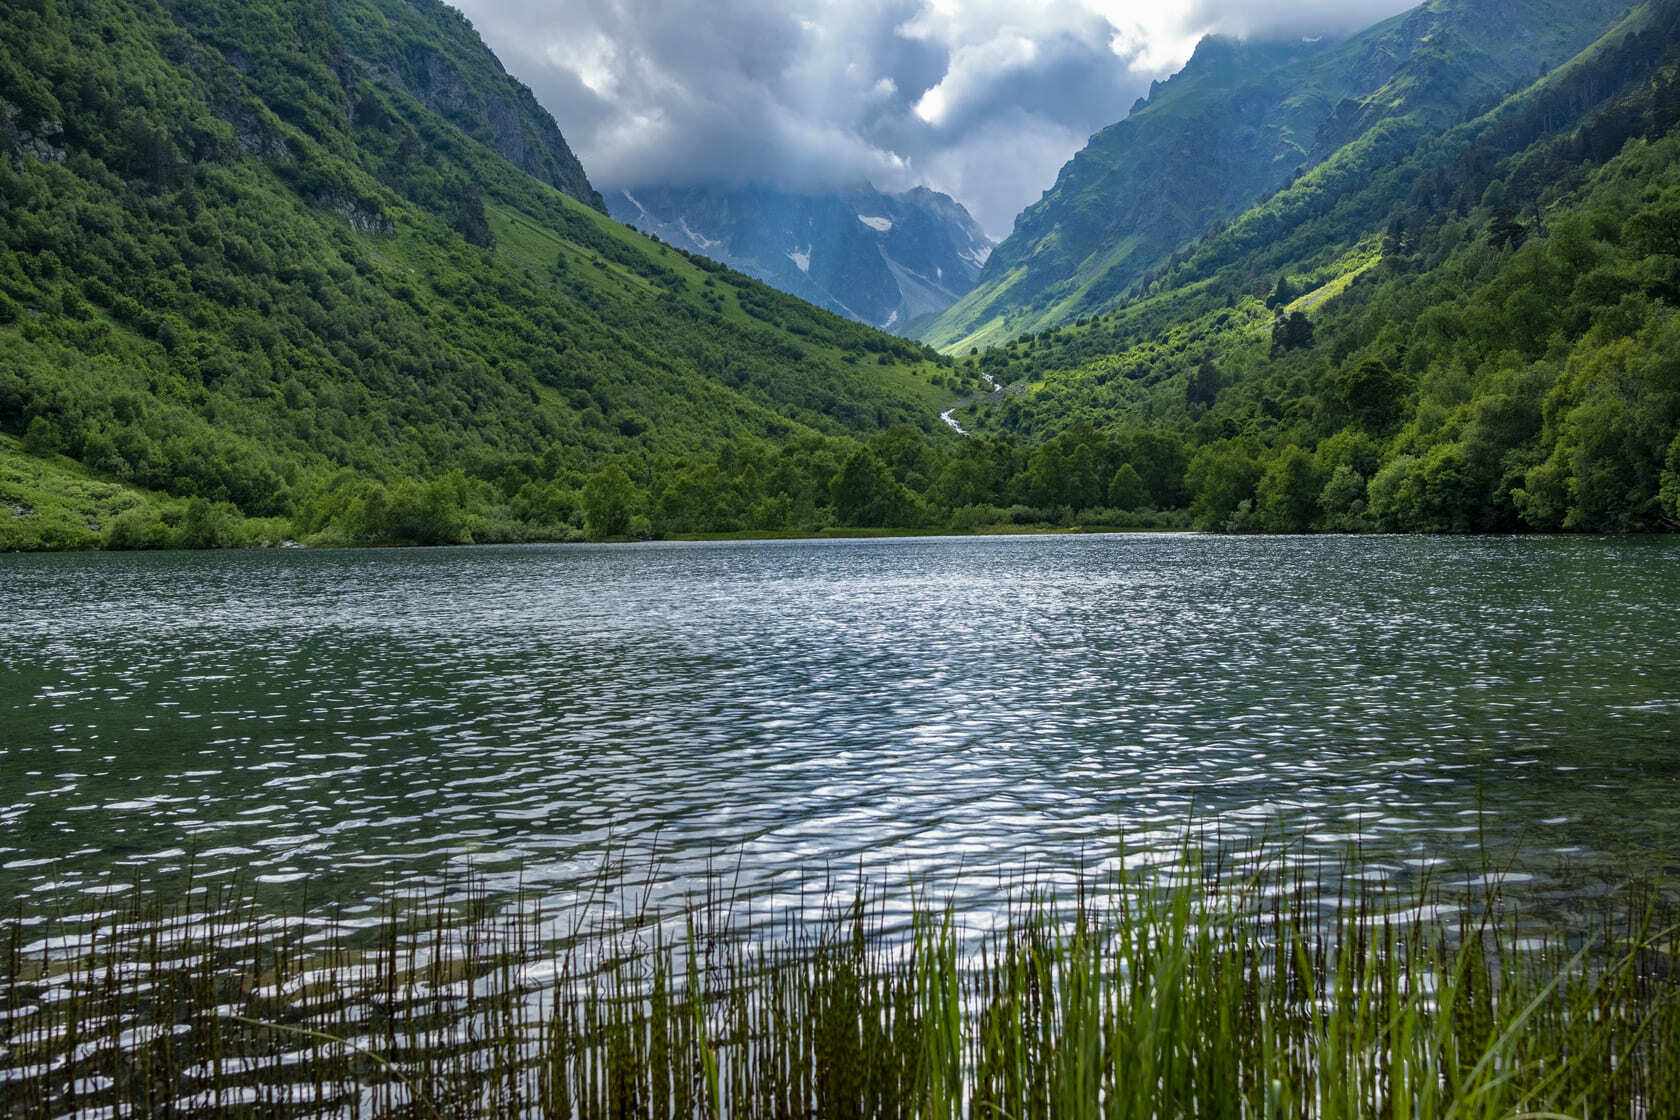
[315,189,395,234]
[334,0,606,214]
[3,102,66,168]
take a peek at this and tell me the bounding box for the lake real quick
[3,534,1678,933]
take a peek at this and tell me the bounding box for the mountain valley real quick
[2,0,1678,546]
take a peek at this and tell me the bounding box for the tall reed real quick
[2,848,1675,1118]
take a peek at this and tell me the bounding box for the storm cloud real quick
[450,0,1416,238]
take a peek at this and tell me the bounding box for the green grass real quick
[0,434,155,550]
[3,845,1676,1118]
[1283,240,1384,315]
[0,435,289,551]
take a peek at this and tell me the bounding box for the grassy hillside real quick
[916,0,1628,352]
[0,0,971,549]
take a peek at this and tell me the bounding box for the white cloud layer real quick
[450,0,1414,238]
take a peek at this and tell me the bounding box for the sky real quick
[450,0,1416,239]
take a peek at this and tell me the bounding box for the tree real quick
[105,506,173,549]
[1113,431,1190,509]
[118,119,181,187]
[930,452,996,510]
[868,424,937,489]
[1487,207,1528,251]
[1256,446,1322,532]
[1623,202,1680,257]
[1335,358,1411,432]
[1021,444,1066,510]
[583,464,636,539]
[1382,211,1418,260]
[1061,440,1104,511]
[1107,464,1149,511]
[1186,442,1262,531]
[1366,455,1423,532]
[656,462,740,533]
[831,448,911,528]
[1271,311,1314,353]
[1317,465,1369,531]
[1186,361,1220,410]
[175,498,241,549]
[386,472,477,545]
[22,414,59,455]
[1660,432,1680,526]
[1366,445,1477,533]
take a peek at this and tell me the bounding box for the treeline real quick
[271,425,1179,546]
[2,421,1180,550]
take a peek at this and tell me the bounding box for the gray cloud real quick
[451,0,1415,238]
[1181,0,1415,37]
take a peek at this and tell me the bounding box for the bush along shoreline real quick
[3,849,1677,1118]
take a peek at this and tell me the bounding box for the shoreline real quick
[9,522,1680,554]
[0,520,1192,554]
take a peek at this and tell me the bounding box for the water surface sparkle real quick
[3,534,1677,925]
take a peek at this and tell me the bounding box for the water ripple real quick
[1,535,1677,926]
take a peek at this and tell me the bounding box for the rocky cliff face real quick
[3,102,66,167]
[330,0,604,212]
[609,183,992,332]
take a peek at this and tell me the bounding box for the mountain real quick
[921,0,1680,533]
[607,184,993,332]
[0,0,968,550]
[915,0,1630,352]
[488,0,1680,544]
[7,0,1672,549]
[330,0,605,213]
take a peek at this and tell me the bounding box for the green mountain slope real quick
[926,0,1680,533]
[917,0,1628,352]
[0,0,968,549]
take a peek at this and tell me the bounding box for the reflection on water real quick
[2,534,1677,927]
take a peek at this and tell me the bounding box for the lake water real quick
[3,534,1678,932]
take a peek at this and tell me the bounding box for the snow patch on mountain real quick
[604,183,992,333]
[619,188,649,220]
[678,217,720,252]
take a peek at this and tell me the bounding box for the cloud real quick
[1177,0,1414,37]
[449,0,1415,238]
